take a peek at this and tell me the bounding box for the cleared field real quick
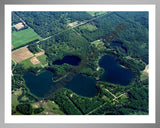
[13,22,24,30]
[68,21,78,27]
[32,100,65,115]
[35,51,44,57]
[12,47,34,63]
[141,65,149,81]
[37,54,48,65]
[79,23,97,31]
[30,57,40,65]
[12,45,14,49]
[91,40,104,47]
[87,11,107,16]
[19,57,41,69]
[12,27,42,48]
[12,88,23,115]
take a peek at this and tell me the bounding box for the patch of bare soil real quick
[12,47,34,62]
[30,57,40,65]
[13,22,24,30]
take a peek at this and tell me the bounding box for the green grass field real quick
[140,71,148,81]
[87,11,107,16]
[79,23,97,31]
[12,27,42,48]
[91,40,105,50]
[91,40,104,47]
[32,100,65,115]
[12,88,23,115]
[19,57,41,69]
[37,54,48,65]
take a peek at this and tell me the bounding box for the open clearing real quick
[91,40,105,50]
[141,65,149,81]
[12,88,23,115]
[87,11,107,16]
[19,57,41,69]
[79,23,97,31]
[12,45,14,49]
[35,51,45,57]
[68,21,78,27]
[37,54,48,65]
[13,22,24,30]
[12,27,42,48]
[32,100,65,115]
[30,57,40,65]
[143,65,149,74]
[12,47,34,63]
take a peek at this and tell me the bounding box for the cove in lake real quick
[23,71,97,98]
[99,55,133,85]
[53,56,81,66]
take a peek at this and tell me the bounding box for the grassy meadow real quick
[12,27,42,48]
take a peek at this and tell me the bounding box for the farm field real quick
[19,57,41,69]
[37,54,48,65]
[87,11,107,16]
[30,57,40,65]
[12,27,42,48]
[12,47,34,63]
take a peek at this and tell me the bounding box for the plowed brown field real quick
[12,47,34,62]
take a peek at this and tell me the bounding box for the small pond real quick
[53,56,81,66]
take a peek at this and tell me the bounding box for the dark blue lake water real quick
[53,56,81,66]
[23,71,97,98]
[23,55,133,98]
[99,55,133,85]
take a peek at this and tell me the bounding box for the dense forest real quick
[13,11,148,63]
[14,11,92,38]
[12,11,149,115]
[75,12,148,63]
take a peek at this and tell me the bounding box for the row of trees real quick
[12,12,21,25]
[52,88,82,115]
[65,89,105,114]
[28,43,41,54]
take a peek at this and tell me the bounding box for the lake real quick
[53,56,81,66]
[23,55,133,98]
[99,55,133,85]
[23,71,97,98]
